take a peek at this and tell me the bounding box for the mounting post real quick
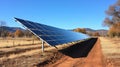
[41,40,44,52]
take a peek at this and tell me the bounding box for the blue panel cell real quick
[15,18,89,46]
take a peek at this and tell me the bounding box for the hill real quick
[0,26,24,32]
[0,26,108,36]
[74,28,108,36]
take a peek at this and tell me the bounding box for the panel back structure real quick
[15,18,89,46]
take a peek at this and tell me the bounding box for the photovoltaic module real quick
[15,18,89,46]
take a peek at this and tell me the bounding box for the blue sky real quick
[0,0,117,30]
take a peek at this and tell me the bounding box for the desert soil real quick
[0,37,119,67]
[42,38,106,67]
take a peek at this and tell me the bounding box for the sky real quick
[0,0,117,30]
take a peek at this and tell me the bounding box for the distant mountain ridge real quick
[0,26,108,36]
[85,28,107,31]
[0,26,24,32]
[75,28,108,36]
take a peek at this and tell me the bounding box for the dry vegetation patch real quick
[0,38,40,48]
[0,37,77,67]
[100,37,120,67]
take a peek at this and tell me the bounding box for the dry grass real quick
[100,37,120,56]
[0,39,73,63]
[0,38,40,48]
[100,37,120,67]
[0,37,88,67]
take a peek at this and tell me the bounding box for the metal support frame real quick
[41,40,44,52]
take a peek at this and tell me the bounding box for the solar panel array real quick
[15,18,89,46]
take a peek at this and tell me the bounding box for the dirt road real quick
[43,38,107,67]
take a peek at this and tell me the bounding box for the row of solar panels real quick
[15,18,89,46]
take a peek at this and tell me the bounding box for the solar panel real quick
[15,18,89,46]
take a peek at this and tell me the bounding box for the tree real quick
[74,28,86,34]
[8,32,14,37]
[108,22,120,37]
[0,21,6,27]
[87,32,94,36]
[103,0,120,37]
[24,30,33,37]
[93,32,100,36]
[0,21,8,38]
[14,29,24,37]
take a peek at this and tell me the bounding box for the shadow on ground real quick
[58,38,98,58]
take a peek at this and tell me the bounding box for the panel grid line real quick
[15,18,89,46]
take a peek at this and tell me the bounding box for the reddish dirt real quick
[37,38,113,67]
[0,38,116,67]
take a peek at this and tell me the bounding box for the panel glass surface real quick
[15,18,89,46]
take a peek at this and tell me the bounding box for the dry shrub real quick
[108,22,120,37]
[74,28,86,34]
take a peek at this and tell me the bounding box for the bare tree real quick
[103,0,120,37]
[0,21,8,38]
[103,0,120,26]
[0,21,6,27]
